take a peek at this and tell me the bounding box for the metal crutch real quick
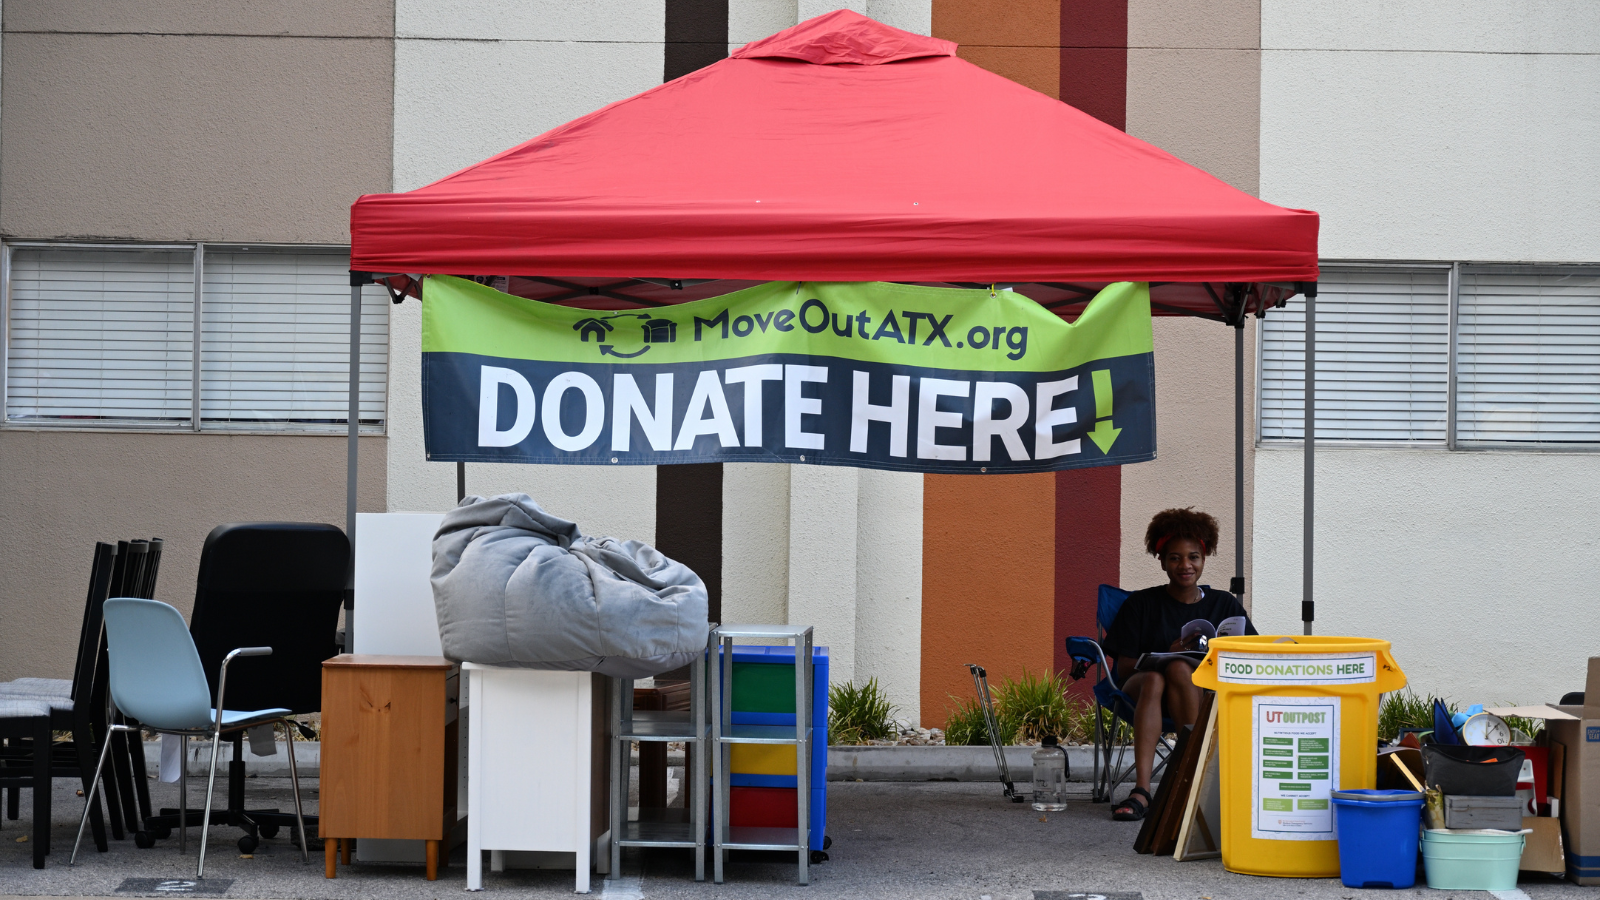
[966,665,1023,803]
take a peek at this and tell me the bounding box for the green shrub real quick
[1376,691,1545,744]
[1501,713,1544,743]
[941,670,1094,745]
[1378,689,1452,742]
[992,669,1093,745]
[829,677,896,745]
[942,695,1014,746]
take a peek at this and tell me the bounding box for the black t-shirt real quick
[1102,586,1257,665]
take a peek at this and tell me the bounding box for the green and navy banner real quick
[421,276,1155,474]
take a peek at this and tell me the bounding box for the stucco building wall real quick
[1254,0,1600,702]
[0,2,395,681]
[1260,0,1600,263]
[0,1,394,242]
[386,0,666,535]
[20,1,1578,720]
[0,430,386,681]
[1254,448,1600,702]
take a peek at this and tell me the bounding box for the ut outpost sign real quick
[420,277,1156,475]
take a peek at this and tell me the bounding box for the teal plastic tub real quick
[1421,829,1526,891]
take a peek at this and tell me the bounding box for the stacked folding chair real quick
[0,539,166,865]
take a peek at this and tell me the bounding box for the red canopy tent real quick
[351,10,1316,318]
[344,10,1323,629]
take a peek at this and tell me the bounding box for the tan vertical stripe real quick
[1121,0,1261,600]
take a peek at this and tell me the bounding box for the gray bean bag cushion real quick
[431,493,708,678]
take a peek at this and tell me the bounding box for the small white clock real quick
[1461,712,1512,746]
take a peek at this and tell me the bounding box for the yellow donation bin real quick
[1191,635,1406,877]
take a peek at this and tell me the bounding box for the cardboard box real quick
[1523,816,1566,873]
[1523,657,1600,885]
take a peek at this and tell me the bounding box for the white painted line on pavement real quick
[602,874,644,900]
[1490,889,1532,900]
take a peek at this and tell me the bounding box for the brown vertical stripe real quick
[658,0,728,624]
[1054,0,1128,686]
[1059,0,1127,130]
[655,462,724,623]
[665,0,729,81]
[1053,466,1120,694]
[920,473,1056,726]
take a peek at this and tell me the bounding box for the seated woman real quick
[1102,507,1256,821]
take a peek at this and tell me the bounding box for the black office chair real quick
[137,523,348,853]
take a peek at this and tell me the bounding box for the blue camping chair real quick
[1064,585,1176,804]
[70,598,308,878]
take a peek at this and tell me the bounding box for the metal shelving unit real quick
[607,632,710,881]
[711,624,814,885]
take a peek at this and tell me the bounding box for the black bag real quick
[1422,744,1525,797]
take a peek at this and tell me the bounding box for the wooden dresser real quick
[319,654,459,880]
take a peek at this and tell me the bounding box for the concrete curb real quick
[143,741,319,778]
[144,741,1128,784]
[825,745,1107,783]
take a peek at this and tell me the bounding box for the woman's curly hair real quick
[1144,507,1220,557]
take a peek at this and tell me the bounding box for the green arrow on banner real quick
[1088,369,1121,453]
[1088,419,1122,453]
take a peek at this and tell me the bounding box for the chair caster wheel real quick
[809,850,829,864]
[823,835,832,850]
[134,831,156,849]
[238,834,259,853]
[259,824,280,839]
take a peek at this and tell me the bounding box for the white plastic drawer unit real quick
[465,664,605,893]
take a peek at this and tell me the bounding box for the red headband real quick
[1155,535,1208,555]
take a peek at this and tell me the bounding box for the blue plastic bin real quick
[1331,789,1425,889]
[721,644,829,851]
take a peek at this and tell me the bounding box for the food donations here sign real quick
[420,276,1156,474]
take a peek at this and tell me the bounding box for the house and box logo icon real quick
[572,313,676,358]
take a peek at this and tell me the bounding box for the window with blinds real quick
[4,244,386,431]
[1458,267,1600,444]
[5,247,195,425]
[1260,268,1450,442]
[201,250,387,430]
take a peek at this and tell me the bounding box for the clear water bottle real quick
[1031,735,1068,811]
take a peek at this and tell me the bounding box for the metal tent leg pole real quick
[1302,287,1316,636]
[346,273,365,649]
[1234,320,1245,599]
[457,461,466,503]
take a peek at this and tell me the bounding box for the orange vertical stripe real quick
[923,0,1065,729]
[922,0,1130,727]
[933,0,1062,100]
[920,472,1057,726]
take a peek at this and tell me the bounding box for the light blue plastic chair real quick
[71,598,308,877]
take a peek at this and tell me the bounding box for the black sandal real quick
[1113,786,1152,821]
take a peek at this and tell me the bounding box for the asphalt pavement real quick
[0,777,1588,900]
